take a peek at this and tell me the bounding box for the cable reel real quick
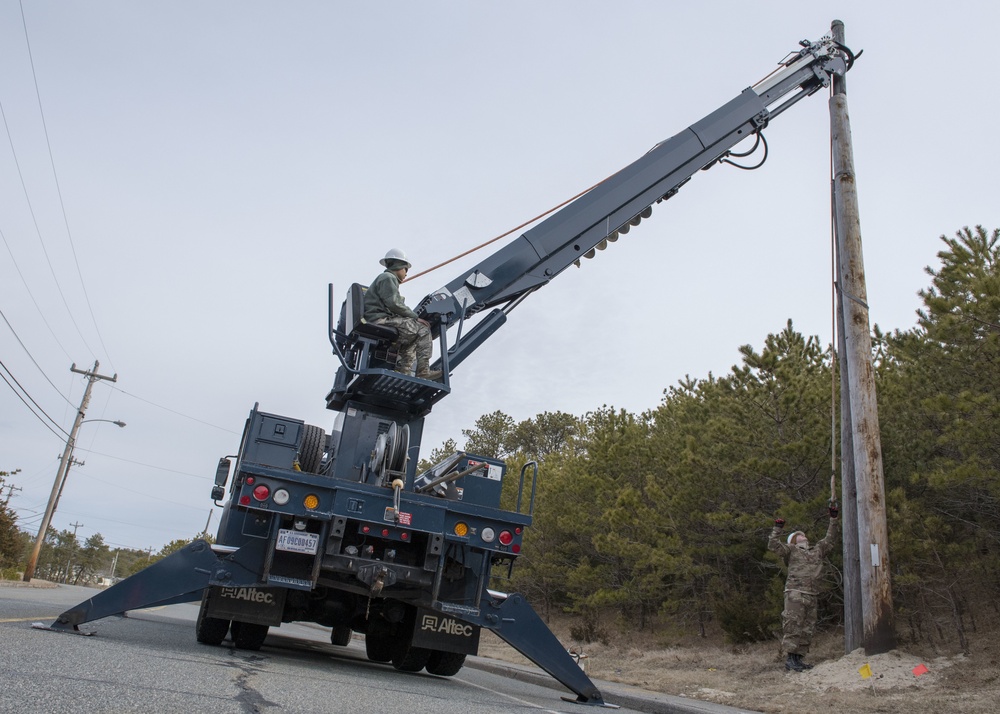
[368,422,410,486]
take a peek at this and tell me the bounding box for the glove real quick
[774,518,785,528]
[829,504,839,519]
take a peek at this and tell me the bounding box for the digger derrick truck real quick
[45,35,855,707]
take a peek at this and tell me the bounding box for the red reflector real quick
[381,529,390,537]
[498,530,513,546]
[362,525,371,534]
[515,527,522,535]
[246,476,255,485]
[512,544,521,554]
[401,532,409,541]
[252,485,270,501]
[239,495,251,506]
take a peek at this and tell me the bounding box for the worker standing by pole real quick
[829,19,896,654]
[22,362,117,582]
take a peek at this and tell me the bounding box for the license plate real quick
[276,529,319,554]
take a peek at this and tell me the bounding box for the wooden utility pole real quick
[830,20,896,654]
[837,303,864,652]
[22,361,117,582]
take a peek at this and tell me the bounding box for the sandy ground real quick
[477,624,1000,714]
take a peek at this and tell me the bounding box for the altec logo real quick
[421,614,473,637]
[220,587,275,604]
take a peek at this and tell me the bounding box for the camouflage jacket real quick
[768,518,838,595]
[364,270,418,322]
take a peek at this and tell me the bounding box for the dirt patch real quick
[477,623,1000,713]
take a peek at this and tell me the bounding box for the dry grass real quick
[477,619,1000,713]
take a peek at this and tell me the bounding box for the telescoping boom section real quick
[45,34,853,709]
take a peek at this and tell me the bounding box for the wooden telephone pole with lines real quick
[22,361,117,582]
[830,19,896,655]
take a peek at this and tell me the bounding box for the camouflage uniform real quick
[768,518,837,656]
[363,269,432,376]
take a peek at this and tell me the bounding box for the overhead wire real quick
[0,95,97,360]
[0,303,75,407]
[0,358,69,438]
[0,134,76,364]
[8,2,116,370]
[109,385,240,434]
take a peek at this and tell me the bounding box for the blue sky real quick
[2,1,998,552]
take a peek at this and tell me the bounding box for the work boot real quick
[417,369,443,381]
[785,653,805,672]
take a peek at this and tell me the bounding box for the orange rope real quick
[403,174,613,283]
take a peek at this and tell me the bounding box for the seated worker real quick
[363,249,442,381]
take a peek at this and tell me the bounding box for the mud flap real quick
[204,586,287,627]
[445,592,616,708]
[411,607,480,655]
[42,538,269,633]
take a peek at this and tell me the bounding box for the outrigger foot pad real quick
[561,695,620,708]
[31,621,94,635]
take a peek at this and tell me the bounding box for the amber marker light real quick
[303,494,320,509]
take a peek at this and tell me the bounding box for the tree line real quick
[433,226,1000,651]
[0,481,208,584]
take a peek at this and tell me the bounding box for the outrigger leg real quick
[453,591,618,708]
[36,539,266,634]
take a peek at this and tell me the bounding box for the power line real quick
[0,303,75,407]
[16,1,115,372]
[0,206,74,364]
[0,96,95,359]
[0,360,68,438]
[73,447,212,481]
[110,385,240,433]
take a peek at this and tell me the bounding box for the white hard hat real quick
[380,248,411,270]
[787,531,806,545]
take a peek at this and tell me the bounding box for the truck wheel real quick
[425,651,466,677]
[365,633,393,662]
[391,643,431,672]
[231,621,269,651]
[299,424,326,473]
[330,625,352,646]
[195,603,230,646]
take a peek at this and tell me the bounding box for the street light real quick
[22,415,125,582]
[52,420,126,513]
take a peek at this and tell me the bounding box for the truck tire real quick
[231,621,269,651]
[330,625,352,646]
[425,651,466,677]
[391,642,431,672]
[299,424,326,473]
[195,600,230,646]
[365,633,393,662]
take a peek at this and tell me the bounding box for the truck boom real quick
[44,34,855,708]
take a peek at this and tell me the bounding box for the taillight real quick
[498,530,513,546]
[252,485,270,501]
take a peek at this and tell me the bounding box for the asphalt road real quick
[1,583,666,714]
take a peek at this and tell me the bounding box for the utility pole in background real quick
[65,521,84,584]
[2,483,22,505]
[830,19,896,655]
[22,361,118,582]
